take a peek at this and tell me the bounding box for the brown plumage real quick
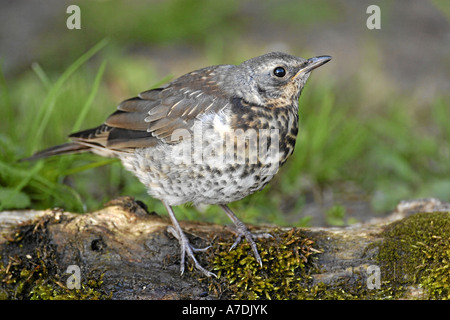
[27,52,331,277]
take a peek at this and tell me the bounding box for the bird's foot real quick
[229,225,272,267]
[220,204,272,268]
[167,226,216,278]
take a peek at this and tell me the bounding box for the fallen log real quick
[0,197,449,300]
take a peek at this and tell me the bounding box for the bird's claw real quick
[167,226,216,278]
[229,227,272,268]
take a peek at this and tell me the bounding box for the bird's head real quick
[227,52,331,108]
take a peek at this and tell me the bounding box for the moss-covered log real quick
[0,197,449,300]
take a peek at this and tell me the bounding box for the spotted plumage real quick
[27,52,331,277]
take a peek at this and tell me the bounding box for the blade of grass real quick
[0,161,44,210]
[55,60,109,177]
[0,159,85,211]
[13,161,44,193]
[29,38,109,153]
[71,60,107,133]
[31,62,52,91]
[61,158,119,176]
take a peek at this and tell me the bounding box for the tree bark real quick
[0,197,449,300]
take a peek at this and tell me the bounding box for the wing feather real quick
[105,111,148,131]
[68,64,233,151]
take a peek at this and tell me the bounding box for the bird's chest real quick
[119,103,299,205]
[228,102,299,167]
[195,105,298,171]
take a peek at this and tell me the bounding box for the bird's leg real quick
[220,204,272,267]
[163,201,216,278]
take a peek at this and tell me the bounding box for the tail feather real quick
[22,143,91,161]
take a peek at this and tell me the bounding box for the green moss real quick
[27,274,109,300]
[0,215,111,300]
[309,269,402,300]
[207,228,394,300]
[207,212,450,300]
[377,212,450,299]
[208,228,322,299]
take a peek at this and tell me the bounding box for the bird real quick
[26,52,331,277]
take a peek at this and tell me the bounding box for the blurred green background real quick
[0,0,449,227]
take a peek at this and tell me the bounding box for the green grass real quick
[0,39,112,212]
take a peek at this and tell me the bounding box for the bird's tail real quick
[22,142,91,161]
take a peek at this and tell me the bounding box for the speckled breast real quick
[119,100,299,206]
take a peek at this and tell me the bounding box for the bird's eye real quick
[273,66,286,78]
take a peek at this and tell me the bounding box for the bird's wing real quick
[71,65,233,151]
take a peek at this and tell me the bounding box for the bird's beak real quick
[294,55,332,78]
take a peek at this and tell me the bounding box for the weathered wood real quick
[0,197,449,300]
